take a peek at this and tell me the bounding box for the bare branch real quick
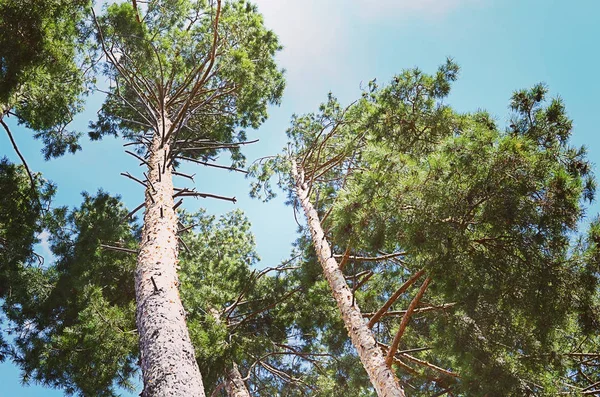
[172,171,195,181]
[121,172,147,188]
[176,156,248,174]
[400,353,459,378]
[125,150,150,167]
[131,0,141,23]
[368,269,426,328]
[229,287,301,332]
[386,277,431,366]
[174,191,236,203]
[1,119,36,192]
[334,251,408,263]
[363,303,457,318]
[122,202,145,222]
[100,244,139,255]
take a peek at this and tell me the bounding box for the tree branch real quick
[386,277,431,366]
[100,244,139,255]
[1,119,36,192]
[121,172,147,188]
[333,251,407,262]
[368,269,425,328]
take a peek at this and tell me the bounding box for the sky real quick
[1,0,600,395]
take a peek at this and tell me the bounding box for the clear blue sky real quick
[1,0,599,395]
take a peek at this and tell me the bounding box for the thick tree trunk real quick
[225,363,251,397]
[292,161,405,397]
[136,119,205,396]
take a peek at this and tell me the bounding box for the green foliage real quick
[3,191,138,396]
[0,158,54,363]
[0,0,92,159]
[90,0,285,167]
[0,157,54,297]
[2,193,310,396]
[277,61,599,396]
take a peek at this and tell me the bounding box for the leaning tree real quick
[253,60,600,396]
[90,0,284,395]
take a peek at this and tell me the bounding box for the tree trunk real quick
[292,161,405,397]
[225,363,251,397]
[136,118,205,396]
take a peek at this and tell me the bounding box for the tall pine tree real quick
[90,1,284,394]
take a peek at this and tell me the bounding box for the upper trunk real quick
[225,363,251,397]
[292,161,405,397]
[135,118,205,396]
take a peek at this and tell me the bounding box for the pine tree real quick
[0,159,54,362]
[253,60,600,396]
[4,192,320,396]
[89,1,284,394]
[0,0,92,178]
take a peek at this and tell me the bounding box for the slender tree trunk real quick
[136,118,205,396]
[292,160,405,397]
[225,363,251,397]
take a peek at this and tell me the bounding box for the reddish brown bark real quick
[386,277,432,366]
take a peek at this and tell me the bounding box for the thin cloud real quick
[352,0,484,19]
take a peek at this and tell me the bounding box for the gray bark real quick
[225,363,251,397]
[136,119,205,396]
[292,160,405,397]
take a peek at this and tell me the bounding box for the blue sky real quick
[1,0,599,395]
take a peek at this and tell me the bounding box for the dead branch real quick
[173,171,195,181]
[400,353,460,378]
[122,202,145,222]
[363,303,457,318]
[334,251,407,262]
[125,150,150,167]
[386,277,431,366]
[174,190,236,203]
[368,269,425,328]
[121,172,147,188]
[1,119,36,192]
[353,271,374,291]
[100,244,138,255]
[176,155,248,174]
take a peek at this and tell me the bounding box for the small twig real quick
[353,271,374,291]
[178,223,198,234]
[151,276,159,293]
[143,172,155,191]
[363,303,457,318]
[337,246,351,270]
[179,238,191,254]
[173,199,183,210]
[400,353,460,378]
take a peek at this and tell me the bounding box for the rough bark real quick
[136,118,205,396]
[292,161,405,397]
[225,363,251,397]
